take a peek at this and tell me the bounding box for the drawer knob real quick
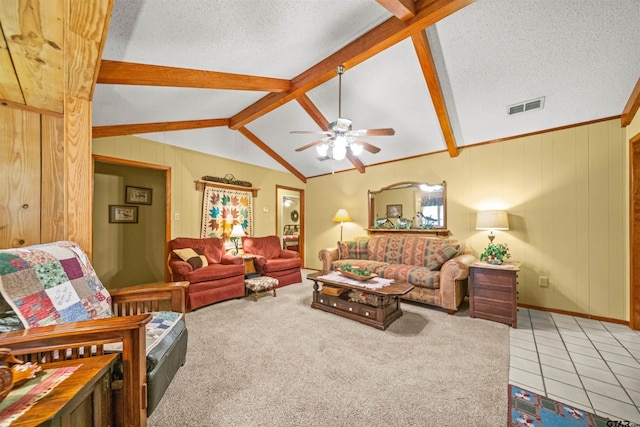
[320,299,324,303]
[332,303,337,307]
[348,307,353,312]
[365,312,370,317]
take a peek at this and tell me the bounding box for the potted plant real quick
[480,242,510,265]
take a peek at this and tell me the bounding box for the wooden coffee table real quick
[307,271,413,330]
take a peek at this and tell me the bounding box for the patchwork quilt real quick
[0,241,113,328]
[104,311,183,354]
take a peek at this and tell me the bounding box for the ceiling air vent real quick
[316,156,331,162]
[508,96,545,115]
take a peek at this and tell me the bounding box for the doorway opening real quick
[93,155,171,288]
[276,185,304,266]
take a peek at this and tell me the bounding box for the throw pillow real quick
[426,245,459,271]
[337,240,369,260]
[173,248,209,270]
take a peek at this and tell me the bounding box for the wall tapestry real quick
[201,184,253,239]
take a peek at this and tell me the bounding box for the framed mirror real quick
[368,181,446,231]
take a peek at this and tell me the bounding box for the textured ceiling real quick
[93,0,640,179]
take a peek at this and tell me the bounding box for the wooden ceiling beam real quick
[376,0,416,21]
[295,94,366,173]
[92,118,229,138]
[97,60,291,92]
[622,76,640,127]
[237,127,307,183]
[411,30,458,157]
[229,0,474,130]
[296,94,329,130]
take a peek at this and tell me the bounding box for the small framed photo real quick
[125,186,152,205]
[386,204,402,218]
[109,205,138,223]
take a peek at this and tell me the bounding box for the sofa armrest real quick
[110,281,189,314]
[318,247,339,272]
[279,249,299,259]
[441,253,476,282]
[168,259,193,279]
[2,314,151,427]
[247,254,267,269]
[221,254,243,265]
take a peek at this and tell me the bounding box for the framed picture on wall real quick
[386,204,402,218]
[125,186,153,205]
[109,205,138,223]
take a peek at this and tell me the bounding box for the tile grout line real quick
[547,313,596,412]
[590,319,640,414]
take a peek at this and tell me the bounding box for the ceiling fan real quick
[291,65,395,161]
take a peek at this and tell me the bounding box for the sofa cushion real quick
[426,245,459,271]
[330,260,389,273]
[377,264,440,289]
[169,237,226,264]
[0,241,113,328]
[259,257,302,273]
[367,234,462,269]
[186,263,245,283]
[337,240,369,260]
[242,236,282,260]
[173,248,209,270]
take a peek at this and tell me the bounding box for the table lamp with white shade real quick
[230,224,246,255]
[475,210,509,243]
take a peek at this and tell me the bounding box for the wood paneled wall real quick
[0,105,65,248]
[305,119,627,320]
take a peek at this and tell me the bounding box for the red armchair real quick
[168,237,245,309]
[242,235,302,287]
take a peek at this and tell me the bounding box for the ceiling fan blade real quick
[290,130,332,135]
[295,139,326,152]
[346,148,365,174]
[354,139,381,154]
[353,128,395,136]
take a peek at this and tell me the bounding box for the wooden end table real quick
[307,271,413,330]
[3,354,118,427]
[469,261,520,328]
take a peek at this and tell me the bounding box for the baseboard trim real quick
[518,303,629,327]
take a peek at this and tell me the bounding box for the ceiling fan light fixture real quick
[316,143,329,157]
[332,144,347,161]
[350,142,363,156]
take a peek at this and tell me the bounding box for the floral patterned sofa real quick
[318,234,475,313]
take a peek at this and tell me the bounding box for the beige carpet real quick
[149,271,509,426]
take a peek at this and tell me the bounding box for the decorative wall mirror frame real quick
[368,181,447,234]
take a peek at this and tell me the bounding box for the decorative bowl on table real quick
[339,268,377,281]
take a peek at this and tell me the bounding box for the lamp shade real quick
[332,209,351,222]
[476,210,509,230]
[230,224,246,238]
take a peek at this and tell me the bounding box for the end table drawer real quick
[472,271,517,288]
[473,298,513,318]
[316,294,379,320]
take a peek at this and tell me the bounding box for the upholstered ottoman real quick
[245,276,279,301]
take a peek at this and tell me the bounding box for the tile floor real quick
[509,308,640,423]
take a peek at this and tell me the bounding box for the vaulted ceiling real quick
[2,1,639,182]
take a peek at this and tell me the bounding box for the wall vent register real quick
[508,96,545,115]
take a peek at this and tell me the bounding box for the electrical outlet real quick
[262,207,269,213]
[539,276,549,287]
[174,212,180,221]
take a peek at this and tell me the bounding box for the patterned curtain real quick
[200,185,253,239]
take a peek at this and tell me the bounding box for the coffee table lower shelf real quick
[311,292,403,330]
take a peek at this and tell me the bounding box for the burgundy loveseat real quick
[242,235,302,287]
[168,237,245,309]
